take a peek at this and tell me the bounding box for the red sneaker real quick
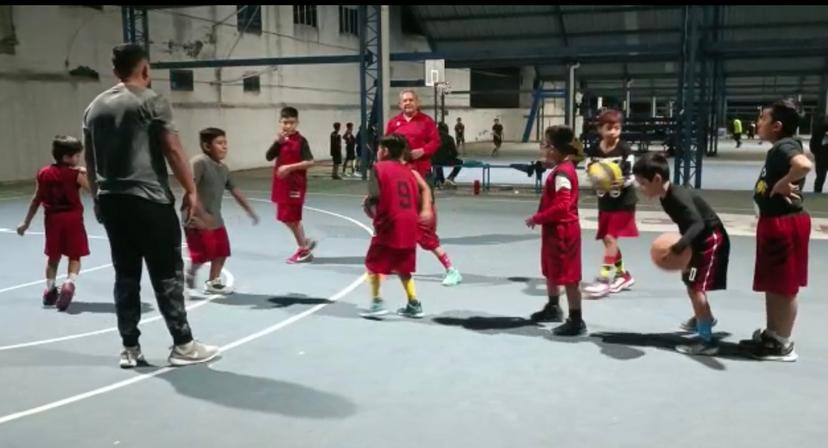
[42,287,59,307]
[56,282,76,312]
[286,248,313,264]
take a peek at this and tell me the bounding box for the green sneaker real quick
[442,267,463,287]
[360,299,389,317]
[396,301,424,319]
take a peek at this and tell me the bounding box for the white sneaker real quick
[204,279,234,295]
[168,340,220,367]
[609,272,635,293]
[120,345,146,369]
[584,278,610,298]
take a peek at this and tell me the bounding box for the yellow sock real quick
[401,276,417,303]
[368,273,382,300]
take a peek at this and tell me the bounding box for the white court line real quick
[242,189,366,199]
[0,203,371,426]
[0,269,235,352]
[0,228,109,240]
[0,264,114,295]
[0,196,24,202]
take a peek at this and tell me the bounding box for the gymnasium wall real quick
[0,5,563,183]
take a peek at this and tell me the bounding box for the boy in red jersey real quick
[17,136,90,311]
[526,126,585,336]
[360,134,433,319]
[266,107,316,264]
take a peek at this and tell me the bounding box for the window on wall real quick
[170,70,194,92]
[339,6,358,36]
[237,5,262,34]
[243,74,261,93]
[293,5,317,28]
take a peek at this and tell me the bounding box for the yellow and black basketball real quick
[587,159,623,193]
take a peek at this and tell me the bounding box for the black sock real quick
[547,295,560,308]
[570,309,583,323]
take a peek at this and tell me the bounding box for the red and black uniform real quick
[365,161,420,275]
[269,132,313,223]
[660,183,729,292]
[386,111,442,251]
[37,164,90,259]
[753,137,810,296]
[532,161,581,285]
[385,111,440,179]
[584,141,639,239]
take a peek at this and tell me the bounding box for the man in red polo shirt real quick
[385,89,462,286]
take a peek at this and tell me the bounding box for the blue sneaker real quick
[442,267,463,287]
[361,299,389,318]
[396,301,424,319]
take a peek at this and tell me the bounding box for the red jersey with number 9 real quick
[372,160,419,249]
[37,164,83,215]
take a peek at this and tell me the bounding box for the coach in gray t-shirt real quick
[83,43,218,369]
[83,84,176,204]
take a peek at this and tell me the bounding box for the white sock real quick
[46,279,56,290]
[767,330,791,346]
[68,273,78,283]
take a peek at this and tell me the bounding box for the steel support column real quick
[674,6,701,187]
[358,5,382,180]
[121,7,149,57]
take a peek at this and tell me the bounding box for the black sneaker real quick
[530,304,563,323]
[552,318,587,336]
[749,334,798,362]
[738,328,767,349]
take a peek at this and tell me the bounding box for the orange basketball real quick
[650,232,692,271]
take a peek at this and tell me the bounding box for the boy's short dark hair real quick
[346,122,353,128]
[52,136,83,162]
[379,134,409,160]
[598,108,624,127]
[333,122,341,129]
[280,107,299,119]
[545,125,578,155]
[766,98,802,137]
[633,153,671,181]
[112,43,148,79]
[199,127,226,152]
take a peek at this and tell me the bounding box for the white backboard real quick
[424,59,445,87]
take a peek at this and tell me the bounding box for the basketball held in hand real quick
[362,197,377,219]
[650,232,691,271]
[587,160,623,194]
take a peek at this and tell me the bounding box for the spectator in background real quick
[330,122,342,180]
[343,122,357,177]
[733,117,743,148]
[454,117,466,155]
[433,122,463,189]
[492,118,504,156]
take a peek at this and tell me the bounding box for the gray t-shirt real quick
[82,83,177,204]
[192,153,234,228]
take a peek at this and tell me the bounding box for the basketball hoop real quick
[436,81,451,96]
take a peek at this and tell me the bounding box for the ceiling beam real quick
[418,6,680,22]
[555,5,569,47]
